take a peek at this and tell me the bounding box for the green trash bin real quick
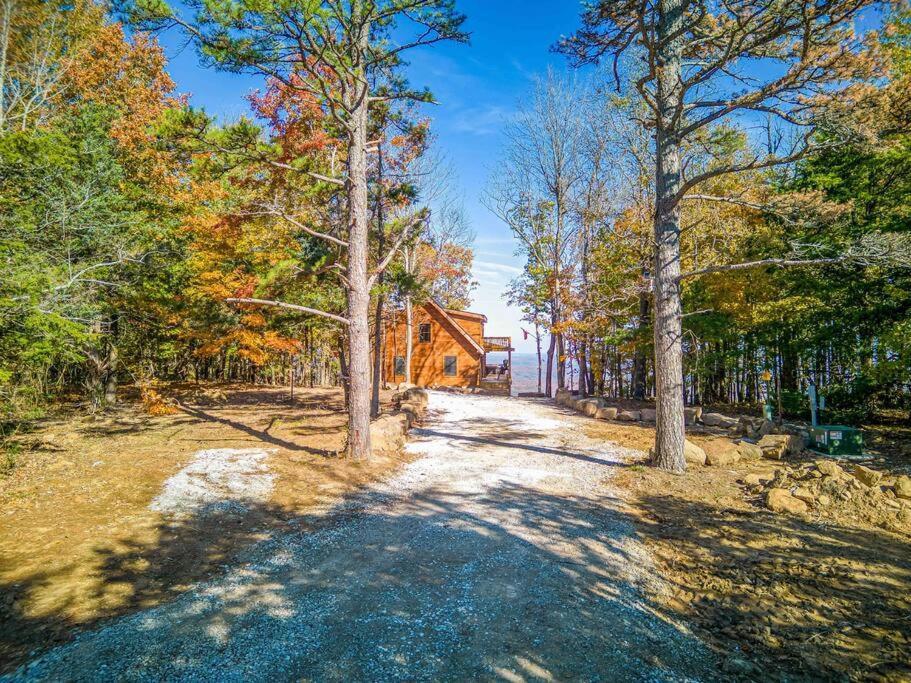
[809,425,864,457]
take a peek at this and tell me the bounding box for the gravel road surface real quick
[7,392,714,682]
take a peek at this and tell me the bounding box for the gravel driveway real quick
[7,392,714,682]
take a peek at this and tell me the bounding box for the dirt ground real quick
[4,392,715,682]
[4,388,911,680]
[0,384,409,673]
[583,418,911,681]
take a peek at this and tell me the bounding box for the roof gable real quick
[425,300,484,356]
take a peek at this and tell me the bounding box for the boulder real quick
[792,486,816,504]
[757,419,775,437]
[894,475,911,500]
[742,472,774,487]
[815,459,844,478]
[369,415,408,455]
[554,388,572,406]
[766,488,809,515]
[734,416,756,437]
[595,407,619,420]
[852,465,882,487]
[702,412,738,429]
[640,408,657,422]
[581,398,603,417]
[684,440,707,467]
[617,410,640,422]
[395,387,428,408]
[683,407,701,426]
[736,442,764,461]
[758,434,805,460]
[706,448,741,467]
[397,403,422,426]
[395,408,416,428]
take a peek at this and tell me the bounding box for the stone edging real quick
[369,387,429,455]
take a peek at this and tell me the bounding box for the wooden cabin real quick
[383,300,513,395]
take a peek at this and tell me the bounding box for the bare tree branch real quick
[226,298,350,325]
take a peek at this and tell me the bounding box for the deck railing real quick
[483,336,512,352]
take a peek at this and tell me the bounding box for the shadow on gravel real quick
[4,481,715,681]
[0,500,294,675]
[634,493,911,679]
[416,427,634,469]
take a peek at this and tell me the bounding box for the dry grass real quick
[0,384,411,672]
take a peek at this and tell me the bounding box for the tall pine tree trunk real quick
[405,293,413,384]
[556,332,566,389]
[545,333,556,397]
[370,145,385,418]
[651,0,686,473]
[632,288,650,400]
[345,82,372,459]
[577,339,588,397]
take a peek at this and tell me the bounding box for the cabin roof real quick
[444,308,488,323]
[425,299,485,356]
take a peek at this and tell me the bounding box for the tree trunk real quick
[338,336,349,409]
[104,343,118,405]
[632,287,650,400]
[556,331,566,390]
[0,0,11,132]
[405,293,413,384]
[535,322,542,394]
[544,333,556,397]
[344,82,372,459]
[370,145,386,419]
[577,339,588,397]
[651,0,686,473]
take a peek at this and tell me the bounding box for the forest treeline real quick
[2,0,910,468]
[494,3,911,451]
[0,0,474,446]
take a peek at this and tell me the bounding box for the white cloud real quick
[473,260,523,275]
[468,258,536,354]
[451,104,515,136]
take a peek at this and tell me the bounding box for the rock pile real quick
[370,388,428,455]
[742,460,911,534]
[553,389,807,444]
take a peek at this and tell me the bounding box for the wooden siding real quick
[384,305,485,388]
[445,310,485,346]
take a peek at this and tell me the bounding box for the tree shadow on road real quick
[3,479,713,681]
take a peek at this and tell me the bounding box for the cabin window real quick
[394,356,405,376]
[444,355,457,376]
[418,323,431,343]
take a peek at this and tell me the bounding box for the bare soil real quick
[0,384,408,672]
[5,392,714,682]
[583,418,911,681]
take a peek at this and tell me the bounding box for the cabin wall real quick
[446,311,484,345]
[384,308,481,387]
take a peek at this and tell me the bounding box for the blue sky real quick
[158,1,588,353]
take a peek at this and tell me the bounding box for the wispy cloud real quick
[451,104,514,136]
[474,260,523,275]
[510,57,538,83]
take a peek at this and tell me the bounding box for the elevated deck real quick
[483,336,514,352]
[481,336,513,396]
